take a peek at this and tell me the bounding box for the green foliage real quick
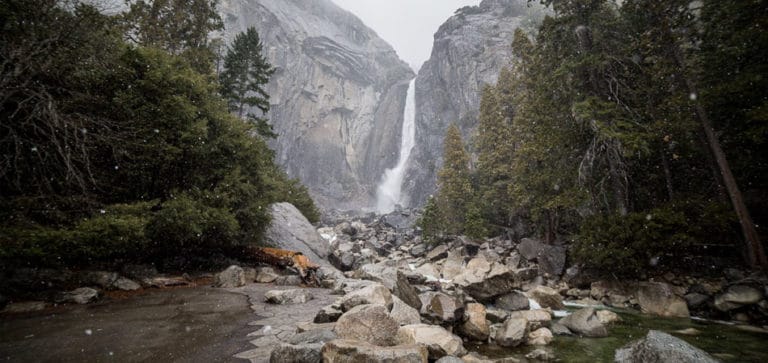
[417,196,442,245]
[435,124,474,235]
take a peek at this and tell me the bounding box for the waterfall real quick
[376,79,416,213]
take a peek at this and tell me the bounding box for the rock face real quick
[404,0,545,206]
[615,330,720,363]
[264,203,330,262]
[219,0,414,209]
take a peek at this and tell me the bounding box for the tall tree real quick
[436,124,474,235]
[220,27,276,138]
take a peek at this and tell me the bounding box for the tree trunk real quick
[660,147,674,201]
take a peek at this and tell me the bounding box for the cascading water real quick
[375,78,416,213]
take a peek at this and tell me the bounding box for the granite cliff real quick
[219,0,414,210]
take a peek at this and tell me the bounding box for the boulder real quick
[684,293,709,309]
[424,292,464,324]
[550,322,572,336]
[637,282,689,318]
[213,265,246,288]
[714,285,763,312]
[394,271,423,310]
[495,317,528,347]
[396,324,467,359]
[528,286,564,309]
[441,250,464,280]
[264,203,329,262]
[458,265,537,302]
[414,263,440,279]
[538,245,566,276]
[615,330,720,363]
[495,291,529,311]
[288,329,338,345]
[112,277,141,291]
[390,295,422,326]
[56,287,99,305]
[265,289,314,304]
[508,310,552,330]
[255,267,280,283]
[334,304,399,346]
[340,284,393,311]
[596,310,621,325]
[321,339,427,363]
[269,343,322,363]
[485,307,510,323]
[315,304,344,323]
[526,327,553,345]
[410,244,426,257]
[458,303,490,341]
[559,307,608,337]
[426,245,450,261]
[275,275,304,286]
[518,238,544,261]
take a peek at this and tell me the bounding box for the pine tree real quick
[435,124,474,235]
[220,27,276,139]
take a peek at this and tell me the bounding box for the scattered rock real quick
[410,244,426,257]
[287,329,337,345]
[426,245,450,261]
[296,322,336,333]
[394,271,423,310]
[1,301,46,313]
[112,277,141,291]
[615,330,720,363]
[550,322,572,336]
[507,310,552,330]
[459,265,537,302]
[441,250,464,280]
[340,284,393,311]
[315,304,343,323]
[213,265,246,288]
[459,303,490,341]
[334,304,399,346]
[265,289,314,304]
[559,307,608,337]
[485,307,510,323]
[390,295,422,326]
[396,324,467,359]
[526,327,553,345]
[519,238,544,261]
[714,285,763,312]
[684,293,709,309]
[495,317,528,347]
[255,267,280,283]
[528,286,564,309]
[435,356,464,363]
[495,291,529,311]
[674,328,701,336]
[56,287,99,304]
[596,310,621,325]
[269,343,323,363]
[424,292,464,324]
[321,339,427,363]
[637,282,689,318]
[538,245,566,276]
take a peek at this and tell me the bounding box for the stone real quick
[296,322,336,333]
[559,308,608,337]
[426,244,450,261]
[550,322,572,336]
[441,250,464,280]
[269,343,322,363]
[615,330,720,363]
[265,289,315,304]
[287,329,337,345]
[518,238,544,261]
[637,282,689,318]
[684,293,709,309]
[336,222,357,236]
[314,304,343,323]
[340,284,393,311]
[526,327,553,345]
[358,262,397,288]
[495,291,529,311]
[275,275,304,286]
[396,324,467,359]
[424,292,464,324]
[458,265,537,302]
[714,285,763,312]
[264,203,329,261]
[485,307,510,323]
[507,310,552,330]
[390,295,422,326]
[56,287,99,304]
[112,277,141,291]
[458,303,490,341]
[414,263,440,279]
[255,267,280,283]
[495,317,528,347]
[410,244,426,257]
[538,245,566,276]
[596,310,621,325]
[321,339,427,363]
[528,286,564,309]
[334,304,399,346]
[213,265,246,288]
[394,271,423,310]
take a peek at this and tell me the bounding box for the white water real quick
[375,79,416,213]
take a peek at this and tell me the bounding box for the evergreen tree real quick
[220,27,276,139]
[435,124,474,235]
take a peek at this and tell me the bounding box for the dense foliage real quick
[427,0,767,275]
[0,0,318,269]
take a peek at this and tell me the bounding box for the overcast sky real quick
[332,0,481,71]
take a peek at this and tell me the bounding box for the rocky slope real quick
[404,0,545,206]
[219,0,414,210]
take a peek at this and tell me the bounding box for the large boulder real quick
[508,310,552,330]
[426,245,450,261]
[637,282,689,318]
[526,327,553,346]
[314,304,343,323]
[55,287,99,304]
[334,304,400,346]
[538,245,566,276]
[528,286,564,309]
[713,285,763,312]
[441,250,464,280]
[518,238,544,261]
[615,330,720,363]
[213,265,246,288]
[265,289,314,304]
[288,329,338,345]
[394,271,423,310]
[495,317,528,347]
[423,292,464,324]
[559,307,608,337]
[264,203,329,262]
[458,303,490,341]
[322,339,427,363]
[457,264,537,302]
[390,295,422,326]
[357,262,397,289]
[269,343,322,363]
[396,324,467,359]
[340,284,393,311]
[494,291,529,311]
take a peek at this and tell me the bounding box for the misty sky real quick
[332,0,481,70]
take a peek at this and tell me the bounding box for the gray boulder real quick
[334,304,400,346]
[615,330,720,363]
[528,285,564,309]
[519,238,544,261]
[314,304,343,323]
[495,317,528,347]
[394,271,423,310]
[264,203,329,262]
[288,329,337,345]
[458,264,537,302]
[559,307,608,337]
[396,324,467,359]
[637,282,689,318]
[265,289,314,304]
[340,284,393,311]
[423,292,464,324]
[390,295,422,326]
[322,339,427,363]
[213,265,246,288]
[495,291,529,311]
[714,285,763,312]
[269,343,322,363]
[426,244,450,261]
[56,287,99,305]
[458,303,490,341]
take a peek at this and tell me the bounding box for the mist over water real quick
[376,79,416,213]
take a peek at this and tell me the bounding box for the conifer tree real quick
[435,124,473,235]
[220,27,276,138]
